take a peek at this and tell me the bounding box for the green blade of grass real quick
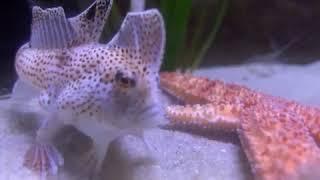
[160,0,192,71]
[191,0,229,70]
[187,9,208,68]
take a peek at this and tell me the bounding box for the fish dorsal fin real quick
[107,9,165,72]
[30,6,77,49]
[69,0,113,44]
[30,0,113,49]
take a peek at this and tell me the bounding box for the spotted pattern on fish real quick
[15,0,165,127]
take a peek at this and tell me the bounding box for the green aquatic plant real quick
[159,0,193,71]
[161,0,229,70]
[160,0,229,71]
[190,0,229,70]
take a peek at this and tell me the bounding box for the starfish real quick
[15,0,165,177]
[160,72,320,180]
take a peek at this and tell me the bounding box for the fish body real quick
[14,0,165,176]
[16,42,163,127]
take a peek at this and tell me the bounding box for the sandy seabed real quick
[3,62,320,180]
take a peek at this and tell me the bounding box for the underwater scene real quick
[2,0,320,179]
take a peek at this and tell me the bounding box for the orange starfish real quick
[160,72,320,180]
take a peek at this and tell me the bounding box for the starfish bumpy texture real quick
[160,72,320,180]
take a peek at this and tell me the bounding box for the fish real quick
[14,0,166,177]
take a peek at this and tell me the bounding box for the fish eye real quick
[115,71,136,88]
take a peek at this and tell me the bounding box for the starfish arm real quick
[298,107,320,145]
[160,72,265,106]
[281,101,320,145]
[166,104,240,131]
[261,96,320,146]
[160,72,210,104]
[238,103,320,180]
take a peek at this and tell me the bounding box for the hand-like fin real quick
[30,6,77,49]
[107,9,165,72]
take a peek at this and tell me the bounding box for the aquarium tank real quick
[1,0,320,179]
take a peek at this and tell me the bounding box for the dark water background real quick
[0,0,30,94]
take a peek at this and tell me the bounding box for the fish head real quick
[100,9,166,128]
